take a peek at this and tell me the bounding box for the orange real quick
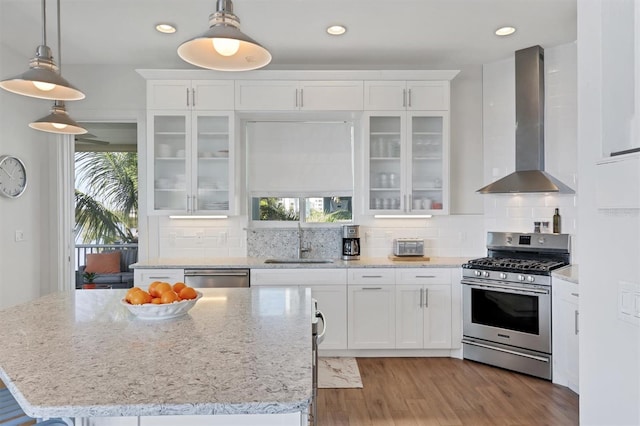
[128,290,152,305]
[150,297,162,304]
[125,287,143,303]
[148,281,162,295]
[151,282,172,298]
[179,287,198,300]
[160,290,179,304]
[173,282,187,294]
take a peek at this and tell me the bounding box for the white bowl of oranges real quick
[121,282,202,320]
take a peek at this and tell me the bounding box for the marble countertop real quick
[131,256,471,269]
[552,265,579,284]
[0,288,312,418]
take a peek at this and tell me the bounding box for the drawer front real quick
[135,269,185,288]
[251,268,347,286]
[348,268,395,285]
[396,268,451,285]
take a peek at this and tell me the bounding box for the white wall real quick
[481,42,579,262]
[0,43,58,308]
[577,0,640,424]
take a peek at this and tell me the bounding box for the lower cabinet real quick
[251,268,348,350]
[347,284,396,349]
[309,284,347,350]
[134,268,185,288]
[395,284,452,349]
[552,277,579,393]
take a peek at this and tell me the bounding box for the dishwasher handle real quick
[184,269,249,277]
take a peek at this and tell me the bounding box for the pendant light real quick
[29,0,87,135]
[177,0,271,71]
[0,0,85,101]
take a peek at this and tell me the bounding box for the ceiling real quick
[0,0,577,70]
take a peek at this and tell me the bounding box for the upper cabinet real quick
[147,80,235,111]
[364,111,450,215]
[364,81,450,111]
[235,80,364,111]
[147,111,235,215]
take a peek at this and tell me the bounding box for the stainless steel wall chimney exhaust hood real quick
[477,45,575,194]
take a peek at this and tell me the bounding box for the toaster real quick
[393,238,425,256]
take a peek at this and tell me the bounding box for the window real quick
[246,120,354,225]
[251,196,352,223]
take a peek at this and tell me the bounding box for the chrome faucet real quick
[297,223,311,259]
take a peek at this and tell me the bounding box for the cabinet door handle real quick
[408,194,412,213]
[192,195,197,212]
[408,89,412,107]
[424,288,429,308]
[149,276,172,280]
[295,89,298,107]
[419,288,424,307]
[416,275,436,279]
[571,292,579,297]
[300,88,304,108]
[361,275,382,278]
[186,194,191,212]
[574,310,579,335]
[402,89,407,107]
[186,88,190,107]
[362,287,382,290]
[192,88,196,107]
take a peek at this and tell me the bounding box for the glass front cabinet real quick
[147,111,234,215]
[364,111,449,215]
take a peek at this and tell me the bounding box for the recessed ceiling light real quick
[327,25,347,36]
[495,26,516,36]
[156,23,177,34]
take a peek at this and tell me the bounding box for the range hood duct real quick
[477,45,574,194]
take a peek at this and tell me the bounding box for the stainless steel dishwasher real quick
[184,269,250,288]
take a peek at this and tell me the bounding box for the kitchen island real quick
[0,288,313,425]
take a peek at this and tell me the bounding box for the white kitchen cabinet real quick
[364,111,450,215]
[348,269,396,349]
[147,111,234,215]
[552,277,579,394]
[134,268,185,288]
[78,418,138,426]
[364,81,450,111]
[235,80,363,111]
[309,284,348,350]
[395,269,452,349]
[250,268,348,350]
[147,80,235,110]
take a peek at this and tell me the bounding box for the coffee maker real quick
[342,225,360,260]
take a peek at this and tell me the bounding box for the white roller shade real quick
[247,121,353,194]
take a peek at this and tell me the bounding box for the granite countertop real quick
[0,288,312,418]
[131,256,471,269]
[552,265,579,284]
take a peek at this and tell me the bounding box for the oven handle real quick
[461,279,550,296]
[462,339,550,363]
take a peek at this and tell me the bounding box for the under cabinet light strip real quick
[169,215,229,220]
[374,214,433,219]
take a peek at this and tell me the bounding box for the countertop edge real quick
[130,256,471,269]
[552,265,579,284]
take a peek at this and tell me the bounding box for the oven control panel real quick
[463,268,551,286]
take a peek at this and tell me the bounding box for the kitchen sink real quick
[264,258,335,264]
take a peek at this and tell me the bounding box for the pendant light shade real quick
[177,0,271,71]
[0,0,85,100]
[29,101,87,135]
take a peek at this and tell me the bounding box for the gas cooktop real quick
[462,256,568,275]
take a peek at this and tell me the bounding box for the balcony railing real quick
[75,243,138,270]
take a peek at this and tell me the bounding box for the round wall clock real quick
[0,155,27,198]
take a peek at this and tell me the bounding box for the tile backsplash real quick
[247,227,342,259]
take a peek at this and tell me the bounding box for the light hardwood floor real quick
[317,357,579,426]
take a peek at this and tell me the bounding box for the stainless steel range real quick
[461,231,570,380]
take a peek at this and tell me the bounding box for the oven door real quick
[462,278,551,353]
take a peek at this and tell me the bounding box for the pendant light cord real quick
[41,0,47,46]
[57,0,62,71]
